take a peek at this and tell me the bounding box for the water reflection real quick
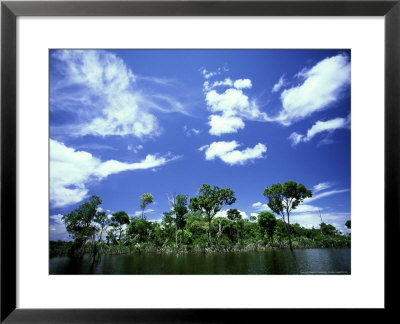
[50,248,350,275]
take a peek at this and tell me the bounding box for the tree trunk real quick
[181,228,184,245]
[286,213,293,251]
[208,219,212,248]
[175,223,178,247]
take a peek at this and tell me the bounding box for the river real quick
[50,248,350,275]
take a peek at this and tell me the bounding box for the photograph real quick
[49,49,351,275]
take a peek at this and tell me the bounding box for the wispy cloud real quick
[289,115,350,146]
[271,75,286,93]
[305,189,349,203]
[313,182,333,193]
[199,141,267,166]
[51,50,187,138]
[50,139,179,208]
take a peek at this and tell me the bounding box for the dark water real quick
[50,248,350,275]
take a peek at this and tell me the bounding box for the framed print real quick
[1,0,399,322]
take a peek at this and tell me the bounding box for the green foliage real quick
[320,222,338,236]
[257,211,277,243]
[173,194,188,243]
[189,184,236,247]
[55,185,350,256]
[62,195,102,247]
[140,193,154,219]
[345,220,351,229]
[263,181,312,250]
[111,211,130,241]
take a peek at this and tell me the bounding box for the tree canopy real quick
[263,181,312,250]
[189,184,236,247]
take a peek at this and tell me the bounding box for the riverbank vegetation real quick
[50,181,351,257]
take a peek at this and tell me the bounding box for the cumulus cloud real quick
[211,78,233,88]
[204,87,268,135]
[272,75,286,93]
[277,54,351,125]
[51,50,185,138]
[289,115,351,145]
[199,141,267,166]
[208,115,245,136]
[50,139,178,207]
[233,79,252,89]
[200,67,270,135]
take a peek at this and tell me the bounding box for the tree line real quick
[51,181,351,256]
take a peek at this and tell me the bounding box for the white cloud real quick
[289,115,351,145]
[184,126,201,136]
[208,115,245,136]
[128,144,144,153]
[206,89,250,116]
[50,139,178,208]
[272,75,286,93]
[200,67,221,79]
[252,202,272,212]
[289,211,351,233]
[291,204,321,213]
[51,50,185,138]
[288,132,304,146]
[234,79,252,89]
[305,189,350,203]
[204,87,268,135]
[211,78,233,88]
[200,141,267,166]
[313,182,333,193]
[50,214,64,225]
[277,54,351,125]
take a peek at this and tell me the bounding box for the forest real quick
[50,181,351,257]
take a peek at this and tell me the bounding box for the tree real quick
[320,222,337,236]
[345,220,351,229]
[227,209,243,244]
[249,215,257,222]
[62,195,102,248]
[94,211,110,242]
[173,194,188,245]
[111,211,130,241]
[140,193,154,219]
[263,181,312,251]
[257,211,277,244]
[189,184,236,248]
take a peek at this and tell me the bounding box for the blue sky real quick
[49,49,351,241]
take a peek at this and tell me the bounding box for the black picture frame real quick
[1,0,399,322]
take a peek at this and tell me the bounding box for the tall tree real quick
[167,193,178,247]
[111,211,130,241]
[189,184,236,248]
[227,209,242,244]
[140,193,154,219]
[94,211,110,242]
[257,211,277,244]
[62,195,102,248]
[173,194,188,245]
[263,181,312,251]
